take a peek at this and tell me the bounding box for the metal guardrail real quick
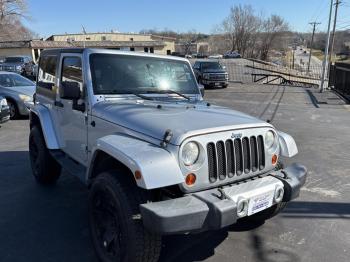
[329,62,350,100]
[189,58,322,87]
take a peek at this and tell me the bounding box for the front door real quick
[56,54,88,164]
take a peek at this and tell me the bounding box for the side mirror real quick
[198,84,205,97]
[60,81,81,100]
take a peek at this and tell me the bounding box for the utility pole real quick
[320,0,334,93]
[307,22,321,72]
[328,0,341,75]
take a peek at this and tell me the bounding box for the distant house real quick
[0,32,176,62]
[175,42,209,55]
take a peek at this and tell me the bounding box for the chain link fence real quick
[189,58,323,87]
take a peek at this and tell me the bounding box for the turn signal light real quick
[134,170,142,180]
[185,173,196,186]
[272,154,278,165]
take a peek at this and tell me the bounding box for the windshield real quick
[0,74,34,87]
[4,57,24,63]
[201,62,222,70]
[90,54,199,95]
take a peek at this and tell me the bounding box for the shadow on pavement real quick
[0,151,349,261]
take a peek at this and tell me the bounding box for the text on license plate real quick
[248,191,274,216]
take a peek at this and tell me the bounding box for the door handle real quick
[54,101,64,108]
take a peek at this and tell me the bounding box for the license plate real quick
[215,83,220,86]
[248,191,274,216]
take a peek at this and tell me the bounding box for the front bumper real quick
[140,163,307,234]
[202,79,229,86]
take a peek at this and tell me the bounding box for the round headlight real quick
[181,142,200,166]
[265,131,276,149]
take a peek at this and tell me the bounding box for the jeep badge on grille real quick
[231,133,243,139]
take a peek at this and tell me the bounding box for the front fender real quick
[89,134,184,189]
[30,105,60,149]
[278,131,298,157]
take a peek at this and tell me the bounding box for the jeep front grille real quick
[207,136,265,183]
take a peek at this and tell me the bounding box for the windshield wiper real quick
[146,89,191,101]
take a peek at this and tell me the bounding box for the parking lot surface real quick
[0,84,349,262]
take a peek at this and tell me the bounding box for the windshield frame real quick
[89,53,200,97]
[201,61,223,70]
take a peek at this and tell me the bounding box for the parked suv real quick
[0,56,33,76]
[28,48,307,262]
[193,60,229,88]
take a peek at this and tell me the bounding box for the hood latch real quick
[160,129,173,148]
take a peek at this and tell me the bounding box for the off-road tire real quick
[29,126,61,184]
[88,172,161,262]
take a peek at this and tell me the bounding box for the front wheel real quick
[89,172,161,262]
[7,100,19,119]
[29,126,61,184]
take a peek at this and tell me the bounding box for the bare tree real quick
[0,0,32,40]
[0,0,27,21]
[179,30,200,55]
[221,5,261,57]
[259,15,289,60]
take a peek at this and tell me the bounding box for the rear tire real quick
[89,172,161,262]
[29,126,61,184]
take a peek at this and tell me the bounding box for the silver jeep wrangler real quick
[28,48,307,262]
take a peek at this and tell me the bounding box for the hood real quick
[92,99,270,145]
[1,85,35,97]
[202,69,226,74]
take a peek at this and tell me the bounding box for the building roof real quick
[0,40,166,49]
[46,32,177,41]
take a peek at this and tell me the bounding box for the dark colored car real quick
[224,51,241,59]
[0,95,10,123]
[193,60,229,88]
[0,56,34,76]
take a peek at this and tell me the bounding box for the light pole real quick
[320,0,334,93]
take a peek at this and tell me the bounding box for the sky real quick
[24,0,350,38]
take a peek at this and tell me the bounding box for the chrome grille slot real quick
[257,135,265,170]
[207,135,265,183]
[234,139,243,175]
[207,143,218,182]
[225,139,235,178]
[216,141,226,180]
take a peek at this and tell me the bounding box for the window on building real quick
[130,38,134,41]
[61,57,83,95]
[144,47,149,53]
[86,37,91,40]
[130,47,135,51]
[167,50,171,55]
[101,36,106,41]
[150,47,154,53]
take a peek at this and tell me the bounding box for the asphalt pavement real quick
[0,84,349,262]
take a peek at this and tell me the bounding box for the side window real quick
[61,56,83,95]
[37,55,57,92]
